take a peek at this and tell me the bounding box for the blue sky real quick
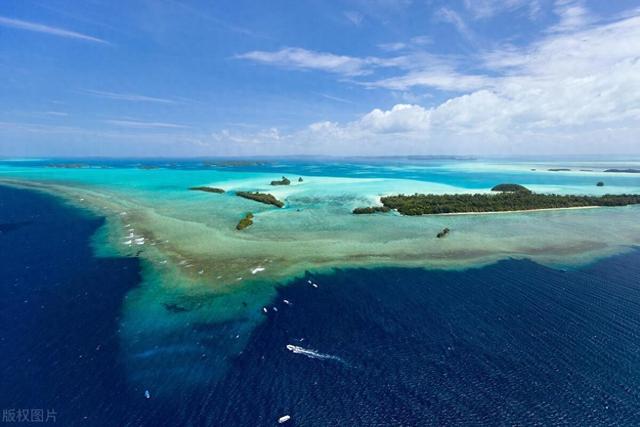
[1,0,639,157]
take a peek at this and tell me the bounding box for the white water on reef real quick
[1,158,640,392]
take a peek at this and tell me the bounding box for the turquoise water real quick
[3,157,640,193]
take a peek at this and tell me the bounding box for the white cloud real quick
[378,42,406,52]
[236,47,407,76]
[104,119,190,129]
[463,0,538,20]
[366,70,491,92]
[548,0,593,33]
[316,93,356,104]
[237,46,474,90]
[344,11,364,26]
[378,36,431,52]
[435,8,475,41]
[237,47,372,76]
[83,89,177,104]
[0,16,108,44]
[410,35,432,46]
[356,104,431,133]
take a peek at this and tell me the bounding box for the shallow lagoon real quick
[2,158,639,280]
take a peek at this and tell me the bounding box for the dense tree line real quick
[352,206,391,214]
[379,192,640,215]
[236,213,254,230]
[270,176,291,185]
[189,186,225,193]
[491,184,531,193]
[236,191,284,208]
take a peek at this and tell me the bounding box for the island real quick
[202,160,269,167]
[298,177,304,182]
[597,181,604,187]
[604,168,640,173]
[236,213,254,230]
[437,228,450,238]
[370,192,640,215]
[491,183,531,193]
[352,206,391,214]
[189,186,225,193]
[236,191,284,208]
[46,163,88,169]
[548,168,572,172]
[270,176,291,186]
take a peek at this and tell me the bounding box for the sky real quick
[1,0,639,157]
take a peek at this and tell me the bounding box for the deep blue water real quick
[2,185,640,426]
[0,185,146,425]
[209,259,640,426]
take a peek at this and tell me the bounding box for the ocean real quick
[2,183,640,426]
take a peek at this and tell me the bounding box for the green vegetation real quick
[436,228,450,238]
[605,168,640,173]
[189,186,225,193]
[236,191,284,208]
[298,177,304,182]
[596,181,604,187]
[352,206,391,214]
[236,213,254,230]
[378,192,640,215]
[491,183,531,193]
[270,176,291,186]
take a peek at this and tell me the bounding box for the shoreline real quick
[428,205,602,216]
[373,194,605,216]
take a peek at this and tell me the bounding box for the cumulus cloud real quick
[480,10,640,129]
[305,104,430,138]
[358,104,431,133]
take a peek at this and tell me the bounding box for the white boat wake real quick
[286,344,347,365]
